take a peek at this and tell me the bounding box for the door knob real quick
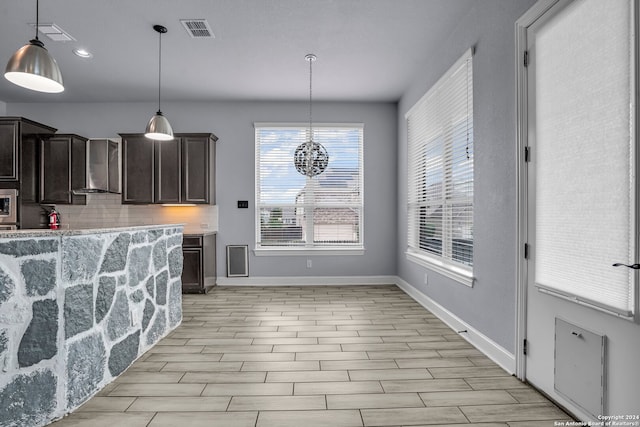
[612,263,640,269]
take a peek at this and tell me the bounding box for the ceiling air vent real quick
[29,23,76,42]
[180,19,214,38]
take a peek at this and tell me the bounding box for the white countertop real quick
[183,229,217,236]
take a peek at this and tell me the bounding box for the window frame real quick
[405,48,475,287]
[254,122,364,256]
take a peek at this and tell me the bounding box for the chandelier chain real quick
[308,55,313,140]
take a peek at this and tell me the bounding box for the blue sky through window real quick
[258,127,362,205]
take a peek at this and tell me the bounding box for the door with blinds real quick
[522,0,639,420]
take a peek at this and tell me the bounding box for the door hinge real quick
[524,50,529,67]
[524,146,531,162]
[524,243,530,259]
[523,339,528,355]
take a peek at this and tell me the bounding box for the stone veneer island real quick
[0,225,184,427]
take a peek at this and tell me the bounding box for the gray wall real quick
[396,0,536,352]
[7,100,398,279]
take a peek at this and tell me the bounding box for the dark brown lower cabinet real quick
[182,233,216,293]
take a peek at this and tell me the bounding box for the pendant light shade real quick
[4,0,64,93]
[146,111,174,141]
[145,24,173,141]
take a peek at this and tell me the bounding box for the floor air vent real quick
[180,19,214,38]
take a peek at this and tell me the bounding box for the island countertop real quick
[0,223,185,239]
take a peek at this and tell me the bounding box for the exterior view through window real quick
[255,124,363,250]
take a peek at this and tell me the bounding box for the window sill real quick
[405,250,474,287]
[254,247,365,256]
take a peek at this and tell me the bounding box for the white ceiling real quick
[0,0,475,104]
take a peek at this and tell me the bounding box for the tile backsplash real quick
[55,193,218,233]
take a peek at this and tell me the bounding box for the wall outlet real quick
[306,259,312,268]
[237,200,249,209]
[200,223,210,229]
[423,273,428,285]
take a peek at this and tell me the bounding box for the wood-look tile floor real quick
[52,285,573,427]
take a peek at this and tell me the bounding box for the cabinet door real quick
[40,135,87,205]
[0,122,19,181]
[203,234,217,284]
[121,135,154,204]
[154,138,181,203]
[20,134,39,203]
[182,248,203,293]
[182,136,210,204]
[40,137,71,204]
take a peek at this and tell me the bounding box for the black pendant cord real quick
[35,0,39,40]
[157,29,162,114]
[151,25,168,116]
[31,0,43,46]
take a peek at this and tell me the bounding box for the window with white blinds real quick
[255,123,363,250]
[406,49,474,282]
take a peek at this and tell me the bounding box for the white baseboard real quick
[214,274,515,374]
[394,277,516,374]
[216,275,397,286]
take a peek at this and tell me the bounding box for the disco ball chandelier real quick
[294,53,329,177]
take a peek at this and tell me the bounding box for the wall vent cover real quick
[227,245,248,277]
[180,19,214,38]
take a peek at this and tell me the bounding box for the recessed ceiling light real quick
[73,48,93,58]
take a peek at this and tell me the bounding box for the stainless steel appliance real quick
[73,138,121,193]
[0,189,18,230]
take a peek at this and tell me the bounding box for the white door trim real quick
[514,0,561,381]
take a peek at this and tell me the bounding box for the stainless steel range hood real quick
[74,139,121,194]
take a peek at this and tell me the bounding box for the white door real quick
[521,0,639,421]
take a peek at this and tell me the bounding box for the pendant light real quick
[145,24,173,141]
[4,0,64,93]
[294,53,329,177]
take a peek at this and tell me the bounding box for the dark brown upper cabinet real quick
[40,134,88,205]
[120,134,155,204]
[0,118,56,190]
[120,133,217,205]
[0,121,19,182]
[154,137,181,204]
[181,133,216,204]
